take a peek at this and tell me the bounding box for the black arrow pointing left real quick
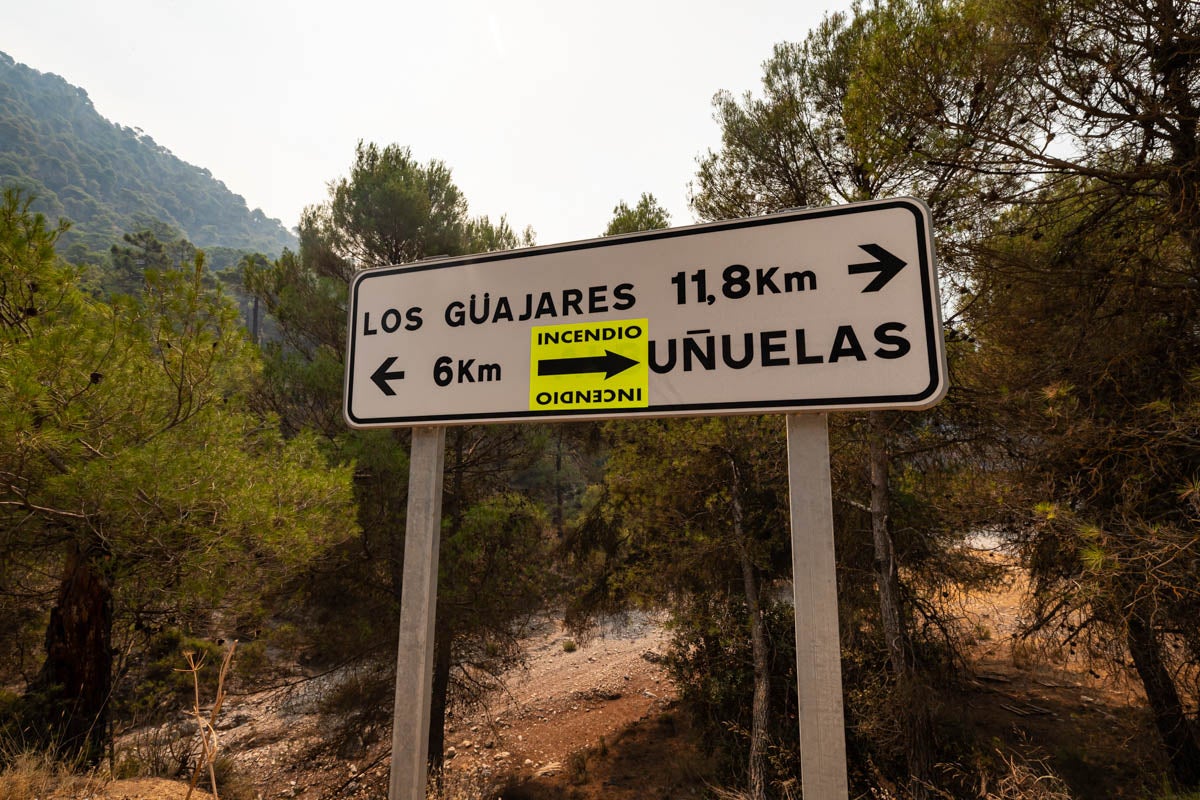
[371,356,406,396]
[848,243,907,292]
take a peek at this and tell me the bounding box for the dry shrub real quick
[203,755,256,800]
[916,748,1074,800]
[566,749,589,785]
[707,788,762,800]
[850,744,1075,800]
[426,768,496,800]
[180,642,236,799]
[978,750,1074,800]
[114,722,196,778]
[317,667,394,757]
[707,789,751,800]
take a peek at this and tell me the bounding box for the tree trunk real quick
[1158,0,1200,287]
[35,539,113,764]
[869,412,933,791]
[869,414,907,675]
[425,428,466,775]
[739,549,770,800]
[554,428,564,537]
[427,614,453,778]
[1126,609,1200,788]
[730,456,769,800]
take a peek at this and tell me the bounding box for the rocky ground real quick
[23,545,1177,800]
[438,614,675,782]
[100,613,678,799]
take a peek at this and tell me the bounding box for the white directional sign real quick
[344,197,946,428]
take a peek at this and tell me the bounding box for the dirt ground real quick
[440,614,675,777]
[228,548,1165,800]
[102,778,214,799]
[16,546,1181,800]
[163,612,687,799]
[436,615,711,800]
[945,547,1166,798]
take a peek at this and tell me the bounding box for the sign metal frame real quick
[362,199,948,800]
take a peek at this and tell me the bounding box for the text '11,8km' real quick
[343,197,947,428]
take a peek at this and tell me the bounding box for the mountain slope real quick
[0,51,296,260]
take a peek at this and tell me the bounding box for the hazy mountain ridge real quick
[0,50,297,260]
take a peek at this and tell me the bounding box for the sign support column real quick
[389,426,446,800]
[786,413,849,798]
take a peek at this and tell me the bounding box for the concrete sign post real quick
[388,426,445,800]
[344,198,946,800]
[786,413,849,798]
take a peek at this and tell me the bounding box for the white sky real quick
[5,0,853,246]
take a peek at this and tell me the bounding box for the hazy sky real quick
[5,0,853,246]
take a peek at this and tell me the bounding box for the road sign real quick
[345,197,945,428]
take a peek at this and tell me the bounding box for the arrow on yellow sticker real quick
[537,350,639,379]
[529,319,649,412]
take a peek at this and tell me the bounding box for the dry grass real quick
[973,750,1074,800]
[28,642,245,800]
[0,750,103,800]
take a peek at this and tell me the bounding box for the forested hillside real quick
[2,1,1199,799]
[0,51,296,262]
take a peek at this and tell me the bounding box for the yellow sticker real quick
[530,319,650,411]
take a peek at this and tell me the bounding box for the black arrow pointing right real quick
[848,243,907,292]
[371,356,406,396]
[538,350,639,379]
